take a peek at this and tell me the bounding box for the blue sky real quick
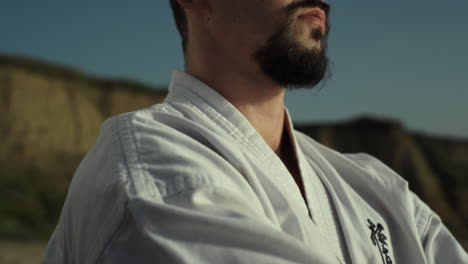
[1,0,467,138]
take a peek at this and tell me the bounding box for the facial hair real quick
[253,1,331,89]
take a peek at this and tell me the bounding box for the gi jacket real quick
[43,71,467,264]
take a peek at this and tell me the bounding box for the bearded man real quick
[43,1,467,263]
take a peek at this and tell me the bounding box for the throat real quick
[277,130,307,204]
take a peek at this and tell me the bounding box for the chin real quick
[303,40,322,50]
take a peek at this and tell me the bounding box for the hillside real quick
[0,54,466,248]
[0,54,166,239]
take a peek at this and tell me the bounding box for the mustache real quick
[286,0,331,16]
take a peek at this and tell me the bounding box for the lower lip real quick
[298,15,325,29]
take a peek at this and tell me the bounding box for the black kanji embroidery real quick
[367,218,393,264]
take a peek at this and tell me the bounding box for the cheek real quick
[209,0,292,49]
[213,12,273,47]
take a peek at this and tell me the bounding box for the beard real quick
[253,1,331,89]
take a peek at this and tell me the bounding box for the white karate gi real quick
[43,71,467,264]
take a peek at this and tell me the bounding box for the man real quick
[43,0,467,263]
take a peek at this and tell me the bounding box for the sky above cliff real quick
[1,0,467,138]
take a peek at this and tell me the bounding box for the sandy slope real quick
[0,241,46,264]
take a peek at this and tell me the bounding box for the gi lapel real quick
[299,140,397,264]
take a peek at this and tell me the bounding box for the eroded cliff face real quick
[0,55,166,238]
[0,65,165,164]
[413,135,468,227]
[0,54,466,247]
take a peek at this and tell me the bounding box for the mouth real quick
[297,8,326,31]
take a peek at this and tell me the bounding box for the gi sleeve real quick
[412,193,468,264]
[97,185,333,264]
[346,152,468,263]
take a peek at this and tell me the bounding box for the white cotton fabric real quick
[284,120,349,263]
[43,71,468,264]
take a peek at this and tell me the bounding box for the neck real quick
[185,40,287,152]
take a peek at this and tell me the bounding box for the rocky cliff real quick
[0,54,166,239]
[0,54,466,248]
